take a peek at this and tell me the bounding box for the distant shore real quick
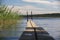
[20,13,60,17]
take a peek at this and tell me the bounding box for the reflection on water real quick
[0,17,60,40]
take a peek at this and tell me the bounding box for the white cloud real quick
[7,5,60,15]
[22,0,60,5]
[7,5,45,14]
[7,5,44,11]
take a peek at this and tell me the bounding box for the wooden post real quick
[27,11,28,22]
[31,11,33,20]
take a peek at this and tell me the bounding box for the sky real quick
[1,0,60,14]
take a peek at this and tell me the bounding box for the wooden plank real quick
[27,20,38,28]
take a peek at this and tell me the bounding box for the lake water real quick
[20,17,60,40]
[1,17,60,40]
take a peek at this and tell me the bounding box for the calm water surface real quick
[21,17,60,40]
[34,17,60,40]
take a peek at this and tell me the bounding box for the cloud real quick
[7,5,43,10]
[22,0,60,5]
[7,5,45,11]
[7,5,60,15]
[7,5,45,14]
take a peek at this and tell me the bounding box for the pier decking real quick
[19,20,54,40]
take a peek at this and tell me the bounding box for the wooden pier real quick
[19,20,54,40]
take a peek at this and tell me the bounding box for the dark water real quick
[0,17,60,40]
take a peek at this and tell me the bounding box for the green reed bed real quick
[0,6,21,32]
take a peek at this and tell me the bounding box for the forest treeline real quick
[21,13,60,17]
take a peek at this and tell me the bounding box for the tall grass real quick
[0,6,21,37]
[0,5,21,37]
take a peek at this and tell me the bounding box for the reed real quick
[0,5,22,37]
